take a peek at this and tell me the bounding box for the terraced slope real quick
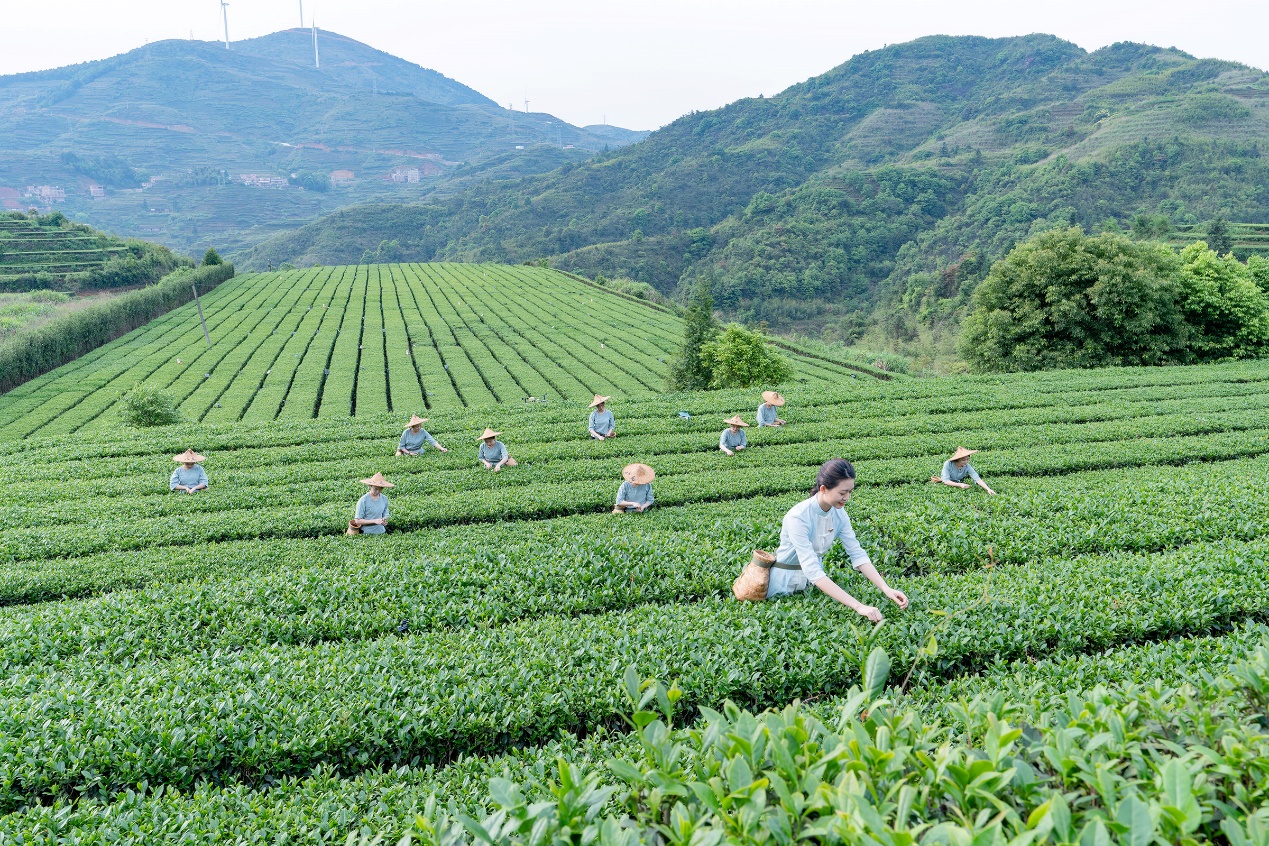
[0,216,130,281]
[0,263,883,439]
[0,361,1268,840]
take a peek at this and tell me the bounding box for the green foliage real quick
[241,37,1269,365]
[58,151,145,188]
[0,216,184,293]
[0,262,233,393]
[668,276,718,390]
[699,323,792,389]
[291,170,330,193]
[118,383,182,427]
[1205,216,1233,255]
[960,228,1189,371]
[1177,241,1269,360]
[201,247,223,266]
[961,229,1269,371]
[0,360,1266,836]
[0,265,866,434]
[0,290,70,339]
[1181,92,1252,125]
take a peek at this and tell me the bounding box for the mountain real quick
[0,30,645,256]
[241,34,1269,359]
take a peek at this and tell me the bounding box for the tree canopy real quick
[960,228,1269,371]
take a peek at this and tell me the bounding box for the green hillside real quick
[1,360,1269,838]
[242,35,1269,356]
[0,210,184,290]
[0,263,881,438]
[0,30,646,255]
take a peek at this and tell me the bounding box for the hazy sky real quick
[3,1,1266,130]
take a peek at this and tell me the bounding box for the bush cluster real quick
[961,228,1269,371]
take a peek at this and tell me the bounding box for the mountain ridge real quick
[239,34,1269,359]
[0,30,645,256]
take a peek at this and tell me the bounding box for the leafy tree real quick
[1205,217,1233,256]
[291,171,330,193]
[202,248,223,266]
[119,384,182,427]
[668,277,718,390]
[1176,241,1269,360]
[699,323,792,389]
[960,228,1188,371]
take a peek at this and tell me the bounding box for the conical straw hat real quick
[478,427,501,441]
[407,415,429,426]
[589,394,611,408]
[359,472,395,488]
[949,447,978,461]
[622,463,655,485]
[761,391,785,407]
[724,415,749,427]
[172,449,206,463]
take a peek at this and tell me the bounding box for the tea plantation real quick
[1,351,1269,841]
[0,263,882,440]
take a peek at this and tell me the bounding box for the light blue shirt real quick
[479,440,508,464]
[170,465,208,491]
[589,408,615,435]
[757,403,779,426]
[355,492,389,534]
[720,428,747,450]
[941,460,982,484]
[399,427,439,452]
[769,495,871,597]
[615,481,654,511]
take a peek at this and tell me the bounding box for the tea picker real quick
[613,463,655,513]
[169,449,209,493]
[733,459,908,622]
[348,472,393,535]
[588,395,616,440]
[719,415,748,456]
[756,391,786,427]
[478,428,518,471]
[931,447,996,495]
[397,415,447,456]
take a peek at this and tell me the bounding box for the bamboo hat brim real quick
[623,463,655,485]
[589,394,611,408]
[408,415,429,427]
[172,449,206,463]
[360,472,395,488]
[724,415,750,427]
[949,447,978,461]
[761,391,785,407]
[478,428,502,441]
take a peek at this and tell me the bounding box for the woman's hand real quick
[884,587,909,609]
[438,446,448,452]
[855,605,883,623]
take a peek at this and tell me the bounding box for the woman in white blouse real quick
[769,458,909,621]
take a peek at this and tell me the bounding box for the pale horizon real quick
[2,0,1266,131]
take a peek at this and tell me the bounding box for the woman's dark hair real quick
[811,458,856,495]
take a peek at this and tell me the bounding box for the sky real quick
[2,0,1267,130]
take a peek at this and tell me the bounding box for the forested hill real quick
[0,30,645,256]
[242,34,1269,351]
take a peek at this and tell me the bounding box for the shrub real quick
[202,248,223,267]
[699,323,793,389]
[119,384,181,427]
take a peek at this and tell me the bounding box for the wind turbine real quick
[312,13,320,68]
[298,0,304,28]
[220,0,230,48]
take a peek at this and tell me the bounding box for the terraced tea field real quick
[0,263,882,440]
[2,359,1269,841]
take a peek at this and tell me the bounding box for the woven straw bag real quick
[732,549,777,601]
